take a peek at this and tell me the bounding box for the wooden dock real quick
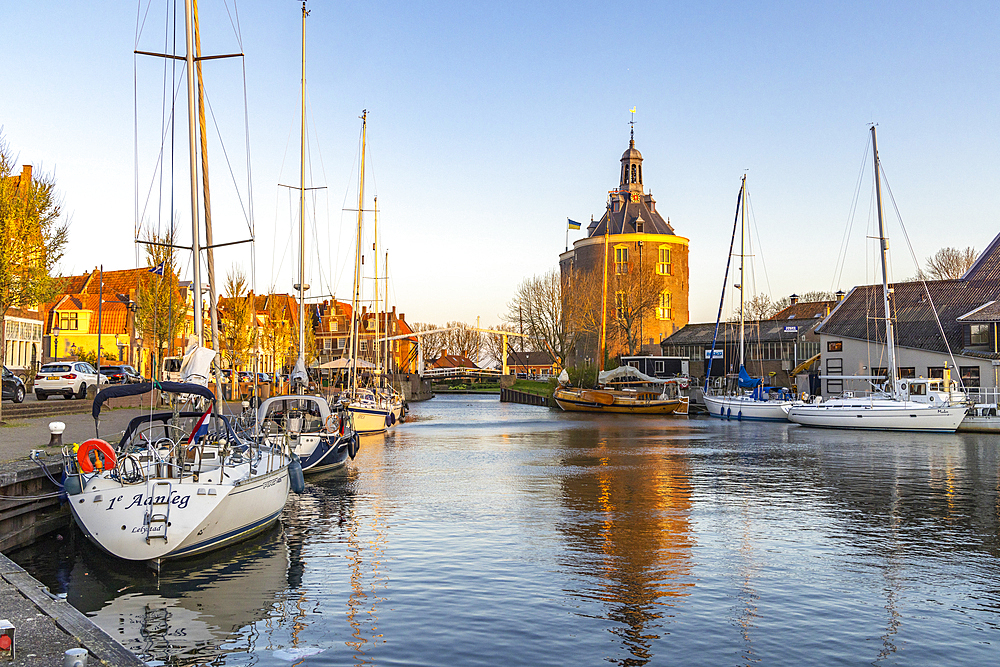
[500,387,551,407]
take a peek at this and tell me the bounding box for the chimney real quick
[835,290,846,302]
[789,294,799,306]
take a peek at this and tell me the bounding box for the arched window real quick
[631,164,637,183]
[638,165,642,184]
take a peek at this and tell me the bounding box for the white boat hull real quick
[957,416,1000,433]
[68,456,289,562]
[703,394,792,422]
[349,404,389,434]
[787,401,966,432]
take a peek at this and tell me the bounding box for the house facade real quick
[815,233,1000,398]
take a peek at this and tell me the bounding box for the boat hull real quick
[787,402,966,432]
[553,388,684,415]
[68,457,290,562]
[703,394,792,422]
[349,404,390,434]
[957,416,1000,433]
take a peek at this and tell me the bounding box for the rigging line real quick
[136,74,185,239]
[880,164,964,386]
[135,0,155,49]
[223,0,244,52]
[202,87,252,229]
[832,137,872,292]
[271,120,295,289]
[746,188,773,300]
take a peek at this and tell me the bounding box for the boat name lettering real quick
[114,492,191,511]
[262,476,282,489]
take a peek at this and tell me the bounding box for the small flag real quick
[149,262,165,275]
[630,106,636,113]
[567,218,581,230]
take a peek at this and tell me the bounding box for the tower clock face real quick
[631,192,640,203]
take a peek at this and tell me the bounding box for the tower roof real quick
[585,134,674,237]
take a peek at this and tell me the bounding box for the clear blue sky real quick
[2,1,997,327]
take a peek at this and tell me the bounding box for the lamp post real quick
[52,326,61,361]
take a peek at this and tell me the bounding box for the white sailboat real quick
[703,175,794,422]
[786,126,967,432]
[343,111,392,435]
[256,0,357,471]
[63,0,291,564]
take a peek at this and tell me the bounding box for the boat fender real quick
[348,434,359,459]
[801,392,809,401]
[288,455,306,494]
[63,473,83,496]
[77,439,116,473]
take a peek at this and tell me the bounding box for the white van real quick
[162,356,182,382]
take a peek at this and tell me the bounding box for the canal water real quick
[12,394,1000,666]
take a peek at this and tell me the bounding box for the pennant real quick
[148,262,165,276]
[567,219,581,230]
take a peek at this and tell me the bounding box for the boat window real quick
[910,382,927,396]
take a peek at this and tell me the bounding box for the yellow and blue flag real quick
[567,218,581,230]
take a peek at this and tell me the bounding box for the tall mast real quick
[738,174,746,371]
[870,125,897,383]
[192,0,224,405]
[384,251,390,378]
[373,196,379,377]
[295,0,308,391]
[350,111,368,393]
[599,199,610,372]
[183,0,203,339]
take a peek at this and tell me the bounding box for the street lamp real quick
[52,326,61,361]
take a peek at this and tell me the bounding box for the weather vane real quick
[629,106,636,141]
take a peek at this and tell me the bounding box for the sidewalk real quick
[0,402,249,464]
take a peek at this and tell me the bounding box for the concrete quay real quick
[0,552,144,666]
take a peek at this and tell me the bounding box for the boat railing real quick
[966,387,1000,406]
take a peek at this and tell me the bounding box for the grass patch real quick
[510,379,555,399]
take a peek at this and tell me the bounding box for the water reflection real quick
[556,422,694,665]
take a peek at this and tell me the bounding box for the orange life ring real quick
[78,439,117,473]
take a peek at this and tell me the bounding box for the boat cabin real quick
[893,378,964,404]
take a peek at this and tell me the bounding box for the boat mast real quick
[183,0,203,340]
[870,125,898,383]
[295,0,308,393]
[192,0,224,406]
[738,175,746,373]
[373,196,379,380]
[350,111,368,393]
[599,199,610,373]
[384,251,390,379]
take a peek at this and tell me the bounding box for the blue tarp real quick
[737,365,761,389]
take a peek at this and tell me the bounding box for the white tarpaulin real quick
[180,341,216,386]
[317,358,376,370]
[598,366,669,385]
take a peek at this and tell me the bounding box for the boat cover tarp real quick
[92,382,216,420]
[598,366,669,385]
[738,365,762,389]
[180,343,216,385]
[318,357,376,370]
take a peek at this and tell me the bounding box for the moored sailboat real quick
[786,126,967,432]
[702,175,793,421]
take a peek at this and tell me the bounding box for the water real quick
[13,395,1000,666]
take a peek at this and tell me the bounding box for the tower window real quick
[657,247,672,275]
[657,292,672,320]
[615,246,629,274]
[631,164,637,184]
[638,165,642,184]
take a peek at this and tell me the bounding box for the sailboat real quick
[342,111,393,435]
[255,1,357,471]
[703,176,794,421]
[61,0,292,565]
[785,126,967,432]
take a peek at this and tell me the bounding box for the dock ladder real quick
[145,480,172,544]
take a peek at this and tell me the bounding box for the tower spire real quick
[629,106,636,146]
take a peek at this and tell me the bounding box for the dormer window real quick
[969,323,990,345]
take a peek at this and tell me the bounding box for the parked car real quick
[99,364,142,385]
[34,361,106,400]
[2,366,26,403]
[238,371,253,383]
[256,372,272,384]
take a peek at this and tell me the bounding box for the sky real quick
[2,1,998,328]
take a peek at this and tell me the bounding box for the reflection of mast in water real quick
[345,433,390,663]
[558,427,694,664]
[877,477,902,661]
[733,494,760,666]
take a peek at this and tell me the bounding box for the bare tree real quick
[0,135,69,421]
[412,322,445,366]
[443,321,482,361]
[135,227,188,379]
[483,323,516,368]
[504,269,576,364]
[261,294,292,381]
[218,266,254,370]
[608,267,662,355]
[921,246,977,280]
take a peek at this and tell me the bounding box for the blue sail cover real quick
[737,365,761,389]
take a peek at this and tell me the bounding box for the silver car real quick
[35,361,105,400]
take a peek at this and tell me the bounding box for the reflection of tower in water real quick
[557,426,694,665]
